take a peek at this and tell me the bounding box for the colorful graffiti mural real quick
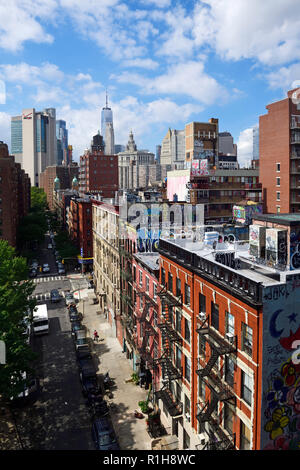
[262,275,300,450]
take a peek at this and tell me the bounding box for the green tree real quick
[30,187,48,212]
[0,241,37,400]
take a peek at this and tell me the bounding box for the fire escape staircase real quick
[196,316,237,449]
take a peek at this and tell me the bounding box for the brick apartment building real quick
[260,88,300,214]
[39,164,79,210]
[79,150,118,197]
[68,196,93,268]
[155,214,300,450]
[0,141,30,247]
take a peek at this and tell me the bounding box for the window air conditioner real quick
[199,312,206,321]
[226,333,234,343]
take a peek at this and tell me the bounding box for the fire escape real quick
[196,316,237,450]
[154,285,183,417]
[119,242,135,348]
[135,285,158,370]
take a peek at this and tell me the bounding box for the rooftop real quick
[134,252,160,272]
[253,213,300,226]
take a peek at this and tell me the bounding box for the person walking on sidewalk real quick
[93,330,99,342]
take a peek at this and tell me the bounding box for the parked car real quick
[89,400,109,418]
[74,329,89,349]
[69,311,83,323]
[47,243,52,249]
[78,358,97,379]
[30,260,39,270]
[91,418,120,450]
[76,345,92,361]
[65,293,75,306]
[42,263,50,273]
[50,289,60,303]
[29,269,37,278]
[71,321,84,336]
[68,304,78,314]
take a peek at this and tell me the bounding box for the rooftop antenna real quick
[106,89,108,108]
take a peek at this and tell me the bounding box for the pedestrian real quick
[93,330,99,342]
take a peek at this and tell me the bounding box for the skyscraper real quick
[252,125,259,161]
[105,122,115,155]
[11,108,57,187]
[56,119,68,165]
[101,92,113,147]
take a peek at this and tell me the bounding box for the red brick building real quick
[0,141,30,247]
[39,164,79,210]
[132,252,161,395]
[79,150,118,197]
[68,196,93,266]
[259,88,300,214]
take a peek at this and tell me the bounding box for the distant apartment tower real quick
[11,108,57,187]
[0,141,30,246]
[259,88,300,214]
[115,144,125,154]
[79,133,118,197]
[156,145,161,163]
[160,129,185,169]
[56,120,68,165]
[185,119,219,168]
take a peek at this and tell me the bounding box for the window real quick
[224,402,234,434]
[276,192,280,201]
[276,163,281,172]
[133,266,136,282]
[211,302,219,330]
[276,177,280,186]
[277,206,281,213]
[184,394,190,417]
[240,422,251,450]
[168,272,173,293]
[225,356,235,388]
[175,346,182,370]
[185,356,191,382]
[153,283,157,299]
[176,277,181,297]
[146,276,149,293]
[184,318,190,343]
[199,293,206,314]
[175,309,182,334]
[199,335,206,357]
[226,311,235,336]
[185,283,191,306]
[242,323,253,357]
[161,268,165,286]
[198,378,205,399]
[139,270,143,287]
[241,370,253,406]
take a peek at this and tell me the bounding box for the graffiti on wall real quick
[290,229,300,270]
[262,277,300,450]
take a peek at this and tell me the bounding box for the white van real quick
[32,304,49,335]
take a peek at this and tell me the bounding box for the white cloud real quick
[266,63,300,90]
[0,0,55,51]
[0,62,64,86]
[122,58,159,70]
[236,127,254,168]
[193,0,300,66]
[113,61,228,105]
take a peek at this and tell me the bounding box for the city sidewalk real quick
[76,288,153,451]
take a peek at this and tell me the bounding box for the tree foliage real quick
[0,241,37,400]
[30,187,48,212]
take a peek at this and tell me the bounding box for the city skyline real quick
[1,1,300,165]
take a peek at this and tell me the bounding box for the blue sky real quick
[1,0,300,165]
